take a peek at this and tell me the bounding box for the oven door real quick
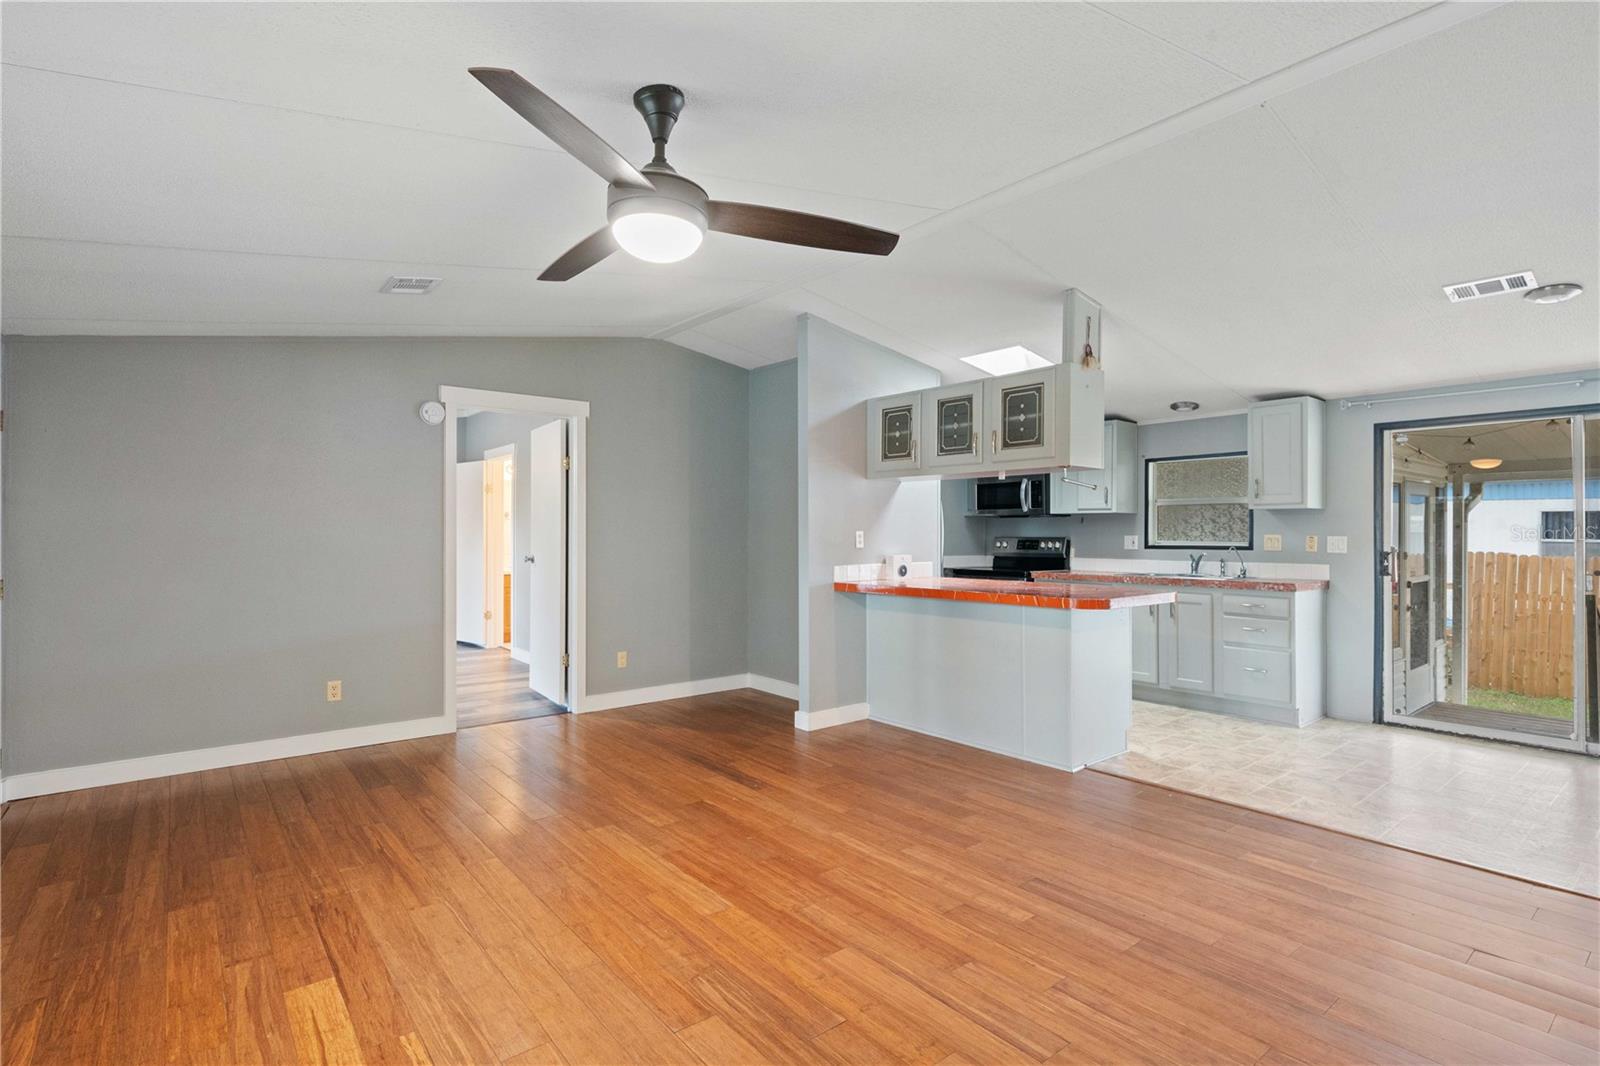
[971,476,1040,516]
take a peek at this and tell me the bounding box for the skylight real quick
[959,345,1051,377]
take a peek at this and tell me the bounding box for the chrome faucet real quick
[1188,552,1206,575]
[1226,547,1247,578]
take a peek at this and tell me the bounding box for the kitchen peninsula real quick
[833,576,1175,771]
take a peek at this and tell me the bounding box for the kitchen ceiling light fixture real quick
[960,346,1052,377]
[1469,457,1504,470]
[1524,282,1584,304]
[467,71,899,279]
[1169,401,1200,412]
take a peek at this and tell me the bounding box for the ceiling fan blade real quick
[538,226,618,281]
[706,201,899,256]
[469,67,653,190]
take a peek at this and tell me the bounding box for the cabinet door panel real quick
[867,392,924,478]
[924,383,985,471]
[1159,592,1214,692]
[1131,603,1159,685]
[983,371,1057,465]
[1249,401,1304,506]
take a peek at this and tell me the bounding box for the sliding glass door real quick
[1379,409,1595,752]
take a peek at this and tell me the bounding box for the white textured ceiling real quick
[3,2,1596,422]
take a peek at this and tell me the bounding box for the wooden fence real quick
[1466,551,1600,697]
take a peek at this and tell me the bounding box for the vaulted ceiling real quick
[3,2,1596,422]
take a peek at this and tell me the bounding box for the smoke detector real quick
[1442,271,1535,303]
[381,275,442,295]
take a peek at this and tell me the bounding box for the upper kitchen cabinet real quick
[1064,418,1137,514]
[1248,396,1325,509]
[865,363,1104,479]
[923,382,985,472]
[866,391,924,477]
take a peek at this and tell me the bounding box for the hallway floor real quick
[1093,702,1599,896]
[456,645,564,729]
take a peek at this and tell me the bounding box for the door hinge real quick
[561,653,570,668]
[483,610,492,620]
[562,455,571,471]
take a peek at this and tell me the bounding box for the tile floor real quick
[1092,702,1600,896]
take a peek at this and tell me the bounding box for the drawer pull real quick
[1241,626,1266,632]
[1243,666,1269,675]
[1236,601,1264,609]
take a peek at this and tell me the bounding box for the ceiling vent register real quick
[1442,271,1535,303]
[381,275,442,295]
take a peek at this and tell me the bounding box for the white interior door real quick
[527,422,567,703]
[455,460,488,646]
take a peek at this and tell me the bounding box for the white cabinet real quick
[923,382,986,472]
[866,364,1104,479]
[1159,593,1214,693]
[984,370,1056,467]
[1064,419,1137,514]
[1131,603,1159,685]
[866,391,924,477]
[1248,396,1324,509]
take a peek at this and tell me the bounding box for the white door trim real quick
[442,386,589,727]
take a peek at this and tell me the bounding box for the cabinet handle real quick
[1241,626,1266,632]
[911,440,917,464]
[991,429,998,455]
[1254,477,1261,499]
[1168,602,1175,620]
[1104,485,1110,506]
[971,430,978,455]
[1236,601,1263,609]
[1243,666,1269,674]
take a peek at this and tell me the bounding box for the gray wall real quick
[456,410,558,657]
[799,316,940,714]
[1,335,753,774]
[747,360,799,685]
[952,373,1600,722]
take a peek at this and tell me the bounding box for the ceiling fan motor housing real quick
[606,169,708,231]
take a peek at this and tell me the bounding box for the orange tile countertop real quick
[1033,570,1329,593]
[833,577,1177,611]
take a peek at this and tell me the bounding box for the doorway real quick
[443,386,589,729]
[1377,407,1598,753]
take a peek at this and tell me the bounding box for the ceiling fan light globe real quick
[607,194,707,264]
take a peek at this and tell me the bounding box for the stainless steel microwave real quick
[968,474,1069,517]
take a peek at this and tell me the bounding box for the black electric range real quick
[943,536,1070,582]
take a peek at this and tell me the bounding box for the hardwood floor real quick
[2,689,1596,1065]
[457,644,564,729]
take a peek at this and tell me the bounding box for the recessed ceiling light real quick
[1524,282,1583,304]
[961,345,1051,377]
[1469,457,1503,470]
[1169,401,1200,412]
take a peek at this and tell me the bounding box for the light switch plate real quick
[1328,535,1348,554]
[1263,534,1283,551]
[1123,535,1139,550]
[854,530,864,549]
[1305,535,1319,552]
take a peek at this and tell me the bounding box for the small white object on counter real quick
[834,560,934,582]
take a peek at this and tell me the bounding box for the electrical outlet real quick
[326,680,342,702]
[616,650,628,669]
[854,530,865,549]
[1328,535,1348,554]
[1123,535,1139,550]
[1305,535,1319,552]
[1263,534,1283,551]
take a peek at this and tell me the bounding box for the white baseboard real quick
[794,702,870,732]
[746,674,800,700]
[508,646,531,664]
[0,714,454,801]
[580,673,800,714]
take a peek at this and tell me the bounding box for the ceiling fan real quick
[468,68,901,280]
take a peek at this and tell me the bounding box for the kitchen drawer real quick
[1220,593,1289,620]
[1221,646,1292,705]
[1220,615,1290,650]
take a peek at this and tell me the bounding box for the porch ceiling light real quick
[1469,457,1503,470]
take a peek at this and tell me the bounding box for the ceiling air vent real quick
[381,275,442,295]
[1443,271,1535,303]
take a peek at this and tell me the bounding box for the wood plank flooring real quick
[457,645,564,729]
[3,689,1597,1065]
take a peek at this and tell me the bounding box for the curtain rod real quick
[1340,378,1594,410]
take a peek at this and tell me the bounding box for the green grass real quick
[1466,687,1574,720]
